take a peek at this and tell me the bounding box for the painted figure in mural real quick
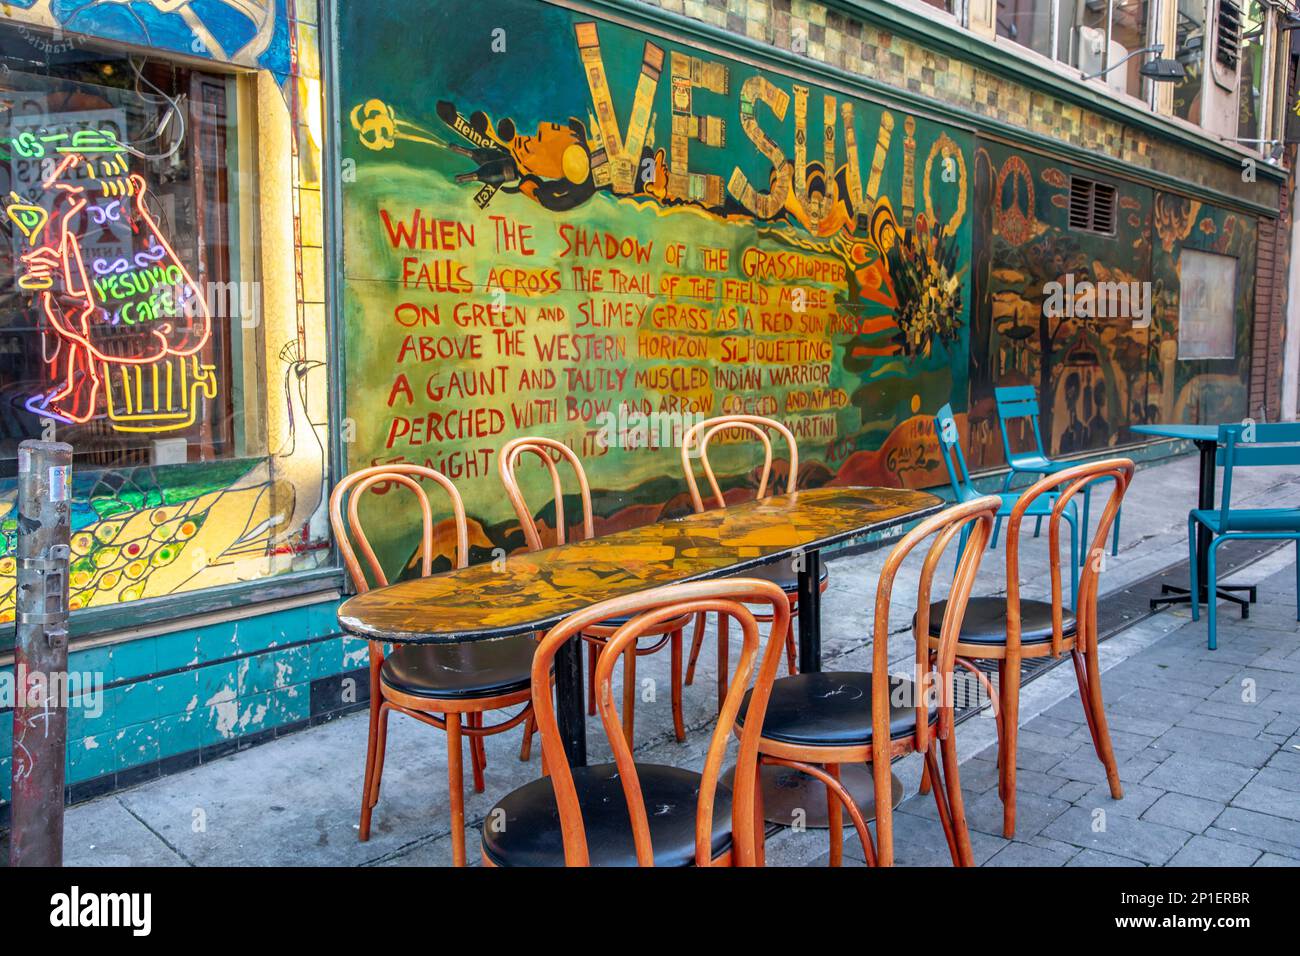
[1058,371,1087,453]
[4,129,216,433]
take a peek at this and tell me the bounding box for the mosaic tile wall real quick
[645,0,1273,206]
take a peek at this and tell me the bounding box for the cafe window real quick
[1173,0,1208,123]
[1235,1,1265,142]
[0,26,329,620]
[1001,0,1153,98]
[998,0,1058,58]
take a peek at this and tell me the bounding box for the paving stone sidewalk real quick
[789,551,1300,868]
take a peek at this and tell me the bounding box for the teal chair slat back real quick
[994,385,1048,464]
[934,403,977,501]
[1216,422,1300,530]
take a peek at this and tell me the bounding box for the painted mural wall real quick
[967,138,1254,469]
[0,2,330,631]
[338,0,974,575]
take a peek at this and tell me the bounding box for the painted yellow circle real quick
[72,532,95,555]
[0,556,14,575]
[94,547,120,568]
[910,394,921,414]
[121,583,144,603]
[125,560,146,580]
[562,144,590,184]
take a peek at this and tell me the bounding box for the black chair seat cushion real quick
[737,671,936,747]
[481,763,731,867]
[923,597,1077,645]
[380,634,535,699]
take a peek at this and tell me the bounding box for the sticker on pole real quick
[49,465,70,501]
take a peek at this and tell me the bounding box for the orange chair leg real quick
[826,763,843,867]
[684,612,706,686]
[1000,657,1021,839]
[784,603,798,676]
[873,760,895,866]
[925,743,959,866]
[753,760,767,868]
[940,730,975,866]
[622,642,638,748]
[1083,646,1123,800]
[468,712,485,794]
[446,712,467,867]
[716,612,729,712]
[371,704,391,809]
[670,629,686,743]
[519,710,535,762]
[358,694,382,842]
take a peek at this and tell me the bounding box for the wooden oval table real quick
[338,485,944,823]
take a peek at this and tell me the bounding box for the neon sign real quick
[4,126,217,434]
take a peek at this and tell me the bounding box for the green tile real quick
[154,670,200,717]
[115,720,160,771]
[309,636,344,680]
[110,638,156,682]
[156,711,201,759]
[68,733,116,783]
[155,628,200,671]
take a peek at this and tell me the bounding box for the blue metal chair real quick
[935,403,1079,607]
[1190,422,1300,650]
[993,385,1122,562]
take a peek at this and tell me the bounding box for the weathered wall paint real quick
[339,0,974,577]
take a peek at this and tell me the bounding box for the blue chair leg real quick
[1068,512,1079,610]
[956,523,971,568]
[1188,514,1200,623]
[1079,485,1091,565]
[1206,537,1222,651]
[1110,476,1122,556]
[991,471,1013,549]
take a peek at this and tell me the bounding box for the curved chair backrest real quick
[994,385,1048,462]
[877,495,999,865]
[680,414,799,513]
[1004,459,1135,656]
[529,578,792,866]
[498,436,595,551]
[329,464,469,592]
[1217,423,1300,529]
[933,403,977,501]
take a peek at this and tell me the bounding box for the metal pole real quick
[9,440,72,867]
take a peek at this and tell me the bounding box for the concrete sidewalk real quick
[30,451,1300,867]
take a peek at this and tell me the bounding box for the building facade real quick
[0,0,1295,813]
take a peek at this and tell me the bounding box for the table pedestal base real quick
[725,763,904,828]
[1149,582,1256,614]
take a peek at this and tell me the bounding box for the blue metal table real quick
[1131,424,1256,614]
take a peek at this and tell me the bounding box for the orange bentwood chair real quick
[499,436,691,746]
[680,414,824,706]
[736,496,1000,866]
[919,459,1134,838]
[330,465,538,866]
[480,578,791,866]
